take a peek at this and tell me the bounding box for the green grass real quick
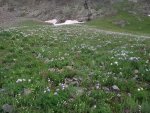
[87,11,150,35]
[87,0,150,35]
[0,23,150,113]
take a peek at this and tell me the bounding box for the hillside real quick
[0,0,150,113]
[0,0,150,23]
[0,21,150,113]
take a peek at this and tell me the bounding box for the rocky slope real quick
[0,0,149,25]
[0,0,111,21]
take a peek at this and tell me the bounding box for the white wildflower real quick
[28,79,31,82]
[16,79,23,83]
[114,61,118,66]
[137,87,143,91]
[54,92,58,95]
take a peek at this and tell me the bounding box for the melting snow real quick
[45,19,84,26]
[45,19,57,24]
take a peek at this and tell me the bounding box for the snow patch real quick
[45,19,84,26]
[45,19,57,24]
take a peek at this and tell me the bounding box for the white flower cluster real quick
[129,57,140,62]
[137,87,143,91]
[111,61,119,66]
[110,49,134,60]
[16,79,31,83]
[95,83,100,89]
[44,87,50,93]
[71,44,97,52]
[59,83,68,90]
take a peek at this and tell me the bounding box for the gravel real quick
[0,8,17,27]
[0,7,32,28]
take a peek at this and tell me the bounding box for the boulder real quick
[2,104,14,113]
[112,85,120,91]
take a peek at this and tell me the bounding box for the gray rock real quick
[134,69,139,74]
[70,87,84,98]
[128,0,138,3]
[113,20,129,27]
[76,87,84,96]
[95,83,101,89]
[128,93,132,97]
[23,88,32,96]
[117,94,121,97]
[2,104,13,113]
[112,85,120,91]
[66,66,74,70]
[103,87,110,93]
[129,57,140,62]
[65,77,82,87]
[0,88,5,93]
[132,75,139,80]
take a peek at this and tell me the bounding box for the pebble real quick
[23,88,32,96]
[2,104,13,113]
[103,87,110,93]
[132,75,139,80]
[134,69,139,74]
[0,88,5,93]
[112,85,120,91]
[128,93,131,97]
[76,87,84,96]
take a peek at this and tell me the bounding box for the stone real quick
[66,66,73,70]
[132,75,139,80]
[70,87,84,98]
[128,93,131,97]
[113,20,129,27]
[70,81,79,86]
[2,104,13,113]
[103,87,110,93]
[0,88,5,93]
[134,69,139,74]
[95,83,101,89]
[76,87,84,96]
[128,0,138,3]
[48,68,56,72]
[117,94,121,97]
[65,77,80,86]
[23,88,32,96]
[112,85,120,91]
[129,57,139,62]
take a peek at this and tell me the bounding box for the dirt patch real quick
[0,8,17,27]
[0,8,39,28]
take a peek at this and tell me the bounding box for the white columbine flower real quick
[16,79,23,83]
[54,92,58,95]
[22,79,26,82]
[137,87,143,91]
[114,61,118,66]
[28,79,31,82]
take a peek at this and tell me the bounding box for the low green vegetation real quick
[0,23,150,113]
[87,11,150,35]
[87,0,150,35]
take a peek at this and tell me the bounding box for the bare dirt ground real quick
[0,8,17,27]
[0,8,35,28]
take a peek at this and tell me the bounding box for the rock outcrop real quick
[0,0,149,22]
[0,0,117,21]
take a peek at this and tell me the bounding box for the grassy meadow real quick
[88,0,150,36]
[0,22,150,113]
[1,1,150,111]
[87,11,150,35]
